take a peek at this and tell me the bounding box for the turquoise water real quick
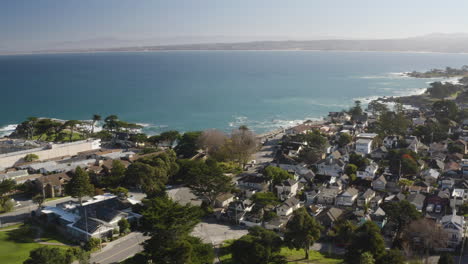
[1,51,468,135]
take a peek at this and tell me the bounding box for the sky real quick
[2,0,468,52]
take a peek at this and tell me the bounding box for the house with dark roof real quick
[35,172,71,198]
[316,207,345,227]
[237,173,270,191]
[40,194,141,241]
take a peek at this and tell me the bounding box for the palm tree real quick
[63,120,82,142]
[91,114,101,134]
[26,117,38,139]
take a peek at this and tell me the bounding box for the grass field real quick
[0,224,71,264]
[218,240,343,264]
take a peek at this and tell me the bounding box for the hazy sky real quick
[2,0,468,51]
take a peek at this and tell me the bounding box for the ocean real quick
[1,50,468,136]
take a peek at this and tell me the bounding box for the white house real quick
[422,168,440,184]
[357,162,379,180]
[355,139,373,155]
[383,136,400,149]
[276,179,300,201]
[441,212,465,248]
[316,156,345,177]
[316,188,340,205]
[357,189,376,207]
[276,197,301,217]
[335,187,359,207]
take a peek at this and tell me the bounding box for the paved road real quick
[89,232,148,264]
[247,134,283,173]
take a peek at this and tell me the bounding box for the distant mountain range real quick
[20,33,468,54]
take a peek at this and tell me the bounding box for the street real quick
[85,232,148,264]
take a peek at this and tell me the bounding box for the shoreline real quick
[4,49,468,57]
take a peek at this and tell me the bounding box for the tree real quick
[337,133,352,147]
[124,162,161,193]
[63,120,82,142]
[226,126,258,167]
[438,252,454,264]
[109,186,129,198]
[23,247,70,264]
[140,195,212,264]
[402,218,447,262]
[264,166,293,185]
[175,131,202,158]
[103,115,120,132]
[118,218,130,233]
[381,200,421,238]
[327,219,357,246]
[349,100,363,117]
[432,100,458,123]
[24,154,39,162]
[186,159,233,206]
[284,207,323,259]
[0,179,16,213]
[360,252,375,264]
[251,192,280,208]
[345,164,358,176]
[103,160,126,187]
[32,194,45,209]
[387,149,420,176]
[368,101,389,116]
[378,249,405,264]
[91,114,101,134]
[65,167,94,205]
[231,226,283,264]
[197,129,227,155]
[345,222,385,264]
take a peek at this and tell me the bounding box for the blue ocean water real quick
[1,51,468,135]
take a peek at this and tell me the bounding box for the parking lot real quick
[192,221,248,245]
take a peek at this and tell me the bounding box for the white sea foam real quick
[0,124,17,137]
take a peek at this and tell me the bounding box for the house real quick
[369,195,384,210]
[40,194,140,241]
[214,193,235,208]
[370,207,387,228]
[357,189,376,207]
[237,173,270,191]
[305,190,320,204]
[35,172,71,198]
[316,156,345,177]
[450,189,467,208]
[226,199,254,222]
[357,162,379,180]
[276,179,300,201]
[383,136,400,149]
[316,188,340,205]
[276,197,301,217]
[0,169,29,182]
[335,187,359,207]
[441,212,465,248]
[355,139,373,155]
[461,159,468,177]
[372,175,387,191]
[286,124,312,136]
[327,112,351,123]
[407,193,426,212]
[422,169,440,184]
[370,146,388,160]
[283,142,306,157]
[316,207,345,228]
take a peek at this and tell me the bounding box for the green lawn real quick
[280,248,343,264]
[0,225,70,264]
[218,240,343,264]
